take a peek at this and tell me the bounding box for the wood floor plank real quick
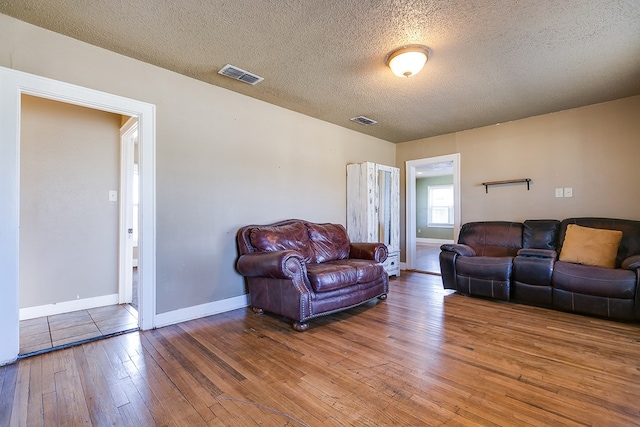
[0,363,19,426]
[2,272,640,425]
[72,344,126,426]
[8,360,30,427]
[141,328,218,421]
[116,375,156,427]
[26,357,44,427]
[41,392,59,427]
[135,334,208,426]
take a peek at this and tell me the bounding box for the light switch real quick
[109,190,118,202]
[564,187,573,198]
[555,188,564,198]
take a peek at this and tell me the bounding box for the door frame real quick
[119,117,137,304]
[0,66,157,365]
[405,154,461,271]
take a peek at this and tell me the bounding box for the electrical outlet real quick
[555,188,564,198]
[564,187,573,198]
[109,190,118,202]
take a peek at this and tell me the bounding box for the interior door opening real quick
[405,154,461,274]
[0,66,156,365]
[17,97,140,356]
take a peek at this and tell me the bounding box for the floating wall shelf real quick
[481,178,531,193]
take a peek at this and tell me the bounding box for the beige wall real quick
[20,95,122,307]
[0,14,395,314]
[397,95,640,260]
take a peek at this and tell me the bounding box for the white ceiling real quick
[2,0,639,143]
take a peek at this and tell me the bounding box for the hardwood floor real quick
[414,242,442,273]
[2,272,640,426]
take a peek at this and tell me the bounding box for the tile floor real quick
[19,304,138,356]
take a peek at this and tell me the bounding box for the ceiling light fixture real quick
[386,45,429,78]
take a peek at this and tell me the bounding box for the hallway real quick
[413,242,442,274]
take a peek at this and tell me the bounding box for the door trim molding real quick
[0,66,157,365]
[119,118,137,305]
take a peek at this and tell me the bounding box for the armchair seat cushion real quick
[553,261,636,299]
[306,260,385,293]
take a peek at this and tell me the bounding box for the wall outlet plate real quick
[555,188,564,198]
[564,187,573,198]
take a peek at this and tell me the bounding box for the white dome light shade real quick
[387,46,429,78]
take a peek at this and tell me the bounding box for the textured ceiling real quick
[1,0,639,143]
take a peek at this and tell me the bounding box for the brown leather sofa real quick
[440,217,640,321]
[236,219,389,331]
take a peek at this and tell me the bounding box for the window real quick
[428,184,454,227]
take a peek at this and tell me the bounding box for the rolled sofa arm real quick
[622,255,640,270]
[440,243,476,257]
[350,242,388,263]
[236,250,305,279]
[517,248,558,259]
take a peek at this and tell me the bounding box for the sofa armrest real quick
[517,248,557,259]
[236,250,305,279]
[440,243,476,257]
[349,242,388,263]
[622,255,640,270]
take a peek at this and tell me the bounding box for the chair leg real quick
[292,322,309,332]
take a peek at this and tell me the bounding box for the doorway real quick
[405,154,461,273]
[17,96,139,355]
[0,66,156,365]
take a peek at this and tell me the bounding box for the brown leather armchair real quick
[236,219,389,331]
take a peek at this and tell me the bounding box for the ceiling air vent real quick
[350,116,378,126]
[218,64,264,85]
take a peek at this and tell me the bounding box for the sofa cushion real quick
[552,261,636,299]
[523,219,560,250]
[249,221,313,262]
[306,222,350,263]
[458,221,523,257]
[306,262,357,293]
[456,256,513,281]
[559,224,622,268]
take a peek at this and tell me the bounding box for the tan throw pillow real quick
[559,224,623,268]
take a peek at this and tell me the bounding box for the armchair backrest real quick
[236,219,351,264]
[458,221,523,257]
[237,219,314,261]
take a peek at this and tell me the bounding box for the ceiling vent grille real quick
[350,116,378,126]
[218,64,264,85]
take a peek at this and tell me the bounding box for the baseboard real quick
[20,293,119,320]
[154,293,251,329]
[400,262,407,270]
[417,237,454,244]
